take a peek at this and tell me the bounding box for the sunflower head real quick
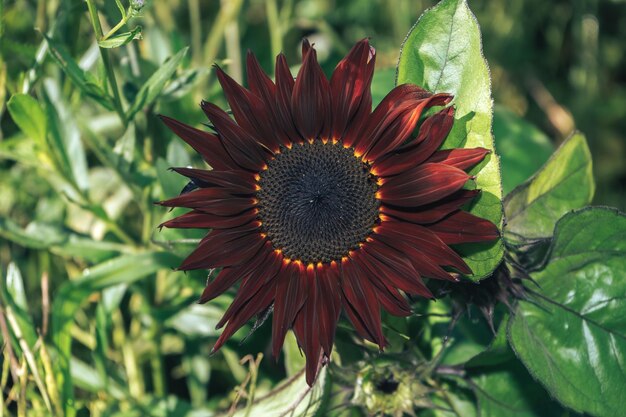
[158,39,499,386]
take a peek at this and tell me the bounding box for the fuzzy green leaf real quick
[509,207,626,417]
[504,132,594,244]
[397,0,504,281]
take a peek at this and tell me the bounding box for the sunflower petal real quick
[380,189,479,224]
[178,224,264,270]
[199,242,273,304]
[352,85,451,160]
[291,46,331,140]
[159,115,236,170]
[160,209,258,230]
[329,38,375,141]
[379,163,470,207]
[371,106,455,176]
[272,261,307,357]
[427,210,500,244]
[201,101,271,171]
[427,147,490,171]
[341,258,386,348]
[215,66,281,152]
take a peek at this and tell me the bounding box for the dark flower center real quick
[257,140,379,264]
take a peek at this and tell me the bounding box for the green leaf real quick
[98,26,142,49]
[508,207,626,417]
[7,94,47,145]
[493,107,554,195]
[43,80,90,192]
[51,252,180,414]
[504,132,594,244]
[471,360,565,417]
[465,315,513,369]
[397,0,504,281]
[231,368,328,417]
[126,47,188,122]
[43,34,113,109]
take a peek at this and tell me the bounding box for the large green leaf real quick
[493,107,554,195]
[508,207,626,417]
[98,26,142,49]
[397,0,504,281]
[471,360,565,417]
[504,132,594,244]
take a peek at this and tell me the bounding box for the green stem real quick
[265,0,282,58]
[101,8,132,41]
[85,0,126,124]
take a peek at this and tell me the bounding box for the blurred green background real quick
[0,0,625,416]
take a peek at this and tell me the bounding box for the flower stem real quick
[85,0,126,124]
[101,8,132,41]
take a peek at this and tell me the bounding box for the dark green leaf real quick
[98,26,142,49]
[125,47,188,122]
[508,207,626,417]
[471,360,565,417]
[43,34,114,109]
[493,107,554,195]
[6,94,47,145]
[397,0,504,281]
[504,132,594,244]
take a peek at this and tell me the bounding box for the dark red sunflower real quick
[158,39,499,386]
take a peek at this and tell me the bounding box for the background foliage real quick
[0,0,625,416]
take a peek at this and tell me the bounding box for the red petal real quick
[198,241,272,303]
[351,85,452,160]
[371,107,455,177]
[157,189,255,213]
[216,248,283,327]
[292,263,324,386]
[378,163,470,207]
[159,115,236,170]
[212,281,276,353]
[246,52,292,148]
[316,263,341,354]
[376,221,471,274]
[201,101,271,171]
[178,224,264,270]
[272,261,307,357]
[274,54,300,145]
[359,242,433,297]
[340,258,386,348]
[329,39,375,141]
[352,252,411,315]
[427,148,490,171]
[160,209,258,230]
[427,210,500,244]
[291,47,331,140]
[215,66,281,153]
[170,168,256,194]
[380,189,480,225]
